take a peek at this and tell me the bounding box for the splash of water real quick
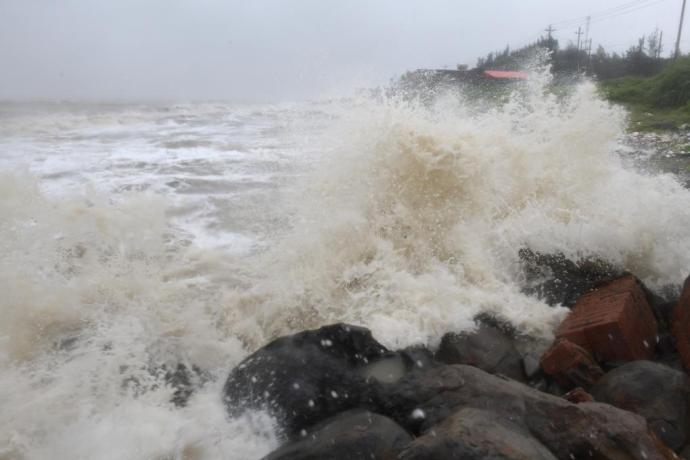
[0,172,277,459]
[3,66,690,459]
[223,67,690,349]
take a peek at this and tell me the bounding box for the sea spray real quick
[230,68,690,350]
[2,69,690,458]
[0,172,277,458]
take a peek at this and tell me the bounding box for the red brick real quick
[555,275,657,362]
[672,275,690,370]
[540,338,604,388]
[564,387,594,404]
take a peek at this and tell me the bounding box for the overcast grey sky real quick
[0,0,685,102]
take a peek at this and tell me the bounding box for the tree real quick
[473,30,669,80]
[647,28,663,59]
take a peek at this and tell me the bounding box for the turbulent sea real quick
[3,74,690,459]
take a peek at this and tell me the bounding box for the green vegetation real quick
[600,57,690,131]
[475,29,690,131]
[477,29,666,80]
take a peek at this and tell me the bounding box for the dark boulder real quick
[590,360,690,451]
[373,364,675,458]
[436,323,525,382]
[518,249,620,308]
[673,275,690,371]
[263,410,411,460]
[399,407,557,460]
[223,323,388,438]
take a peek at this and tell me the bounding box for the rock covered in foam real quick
[519,249,620,308]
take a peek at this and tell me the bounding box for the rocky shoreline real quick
[217,267,690,459]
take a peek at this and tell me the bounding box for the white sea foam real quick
[2,70,690,458]
[227,72,690,350]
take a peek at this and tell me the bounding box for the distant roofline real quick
[483,70,529,79]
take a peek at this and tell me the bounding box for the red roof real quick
[483,70,529,80]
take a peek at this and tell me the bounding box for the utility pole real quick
[587,38,593,72]
[675,0,687,59]
[576,26,584,71]
[544,25,556,52]
[659,30,664,58]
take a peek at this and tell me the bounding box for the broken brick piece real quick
[556,275,657,362]
[564,387,594,404]
[540,338,604,388]
[672,275,690,370]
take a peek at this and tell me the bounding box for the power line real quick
[551,0,660,26]
[554,0,667,31]
[588,0,667,25]
[558,0,659,25]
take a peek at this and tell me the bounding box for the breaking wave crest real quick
[226,69,690,350]
[0,173,276,459]
[3,66,690,458]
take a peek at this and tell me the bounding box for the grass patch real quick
[599,57,690,131]
[623,104,690,131]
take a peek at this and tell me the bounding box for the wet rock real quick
[223,323,388,438]
[590,360,690,451]
[556,275,658,362]
[522,353,542,380]
[519,249,619,308]
[120,362,206,407]
[564,387,594,404]
[540,338,604,389]
[638,281,676,330]
[436,323,525,382]
[360,353,407,384]
[263,410,411,460]
[399,345,437,371]
[373,364,672,458]
[656,300,678,327]
[673,275,690,370]
[399,407,558,460]
[163,363,205,407]
[656,333,677,356]
[680,443,690,459]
